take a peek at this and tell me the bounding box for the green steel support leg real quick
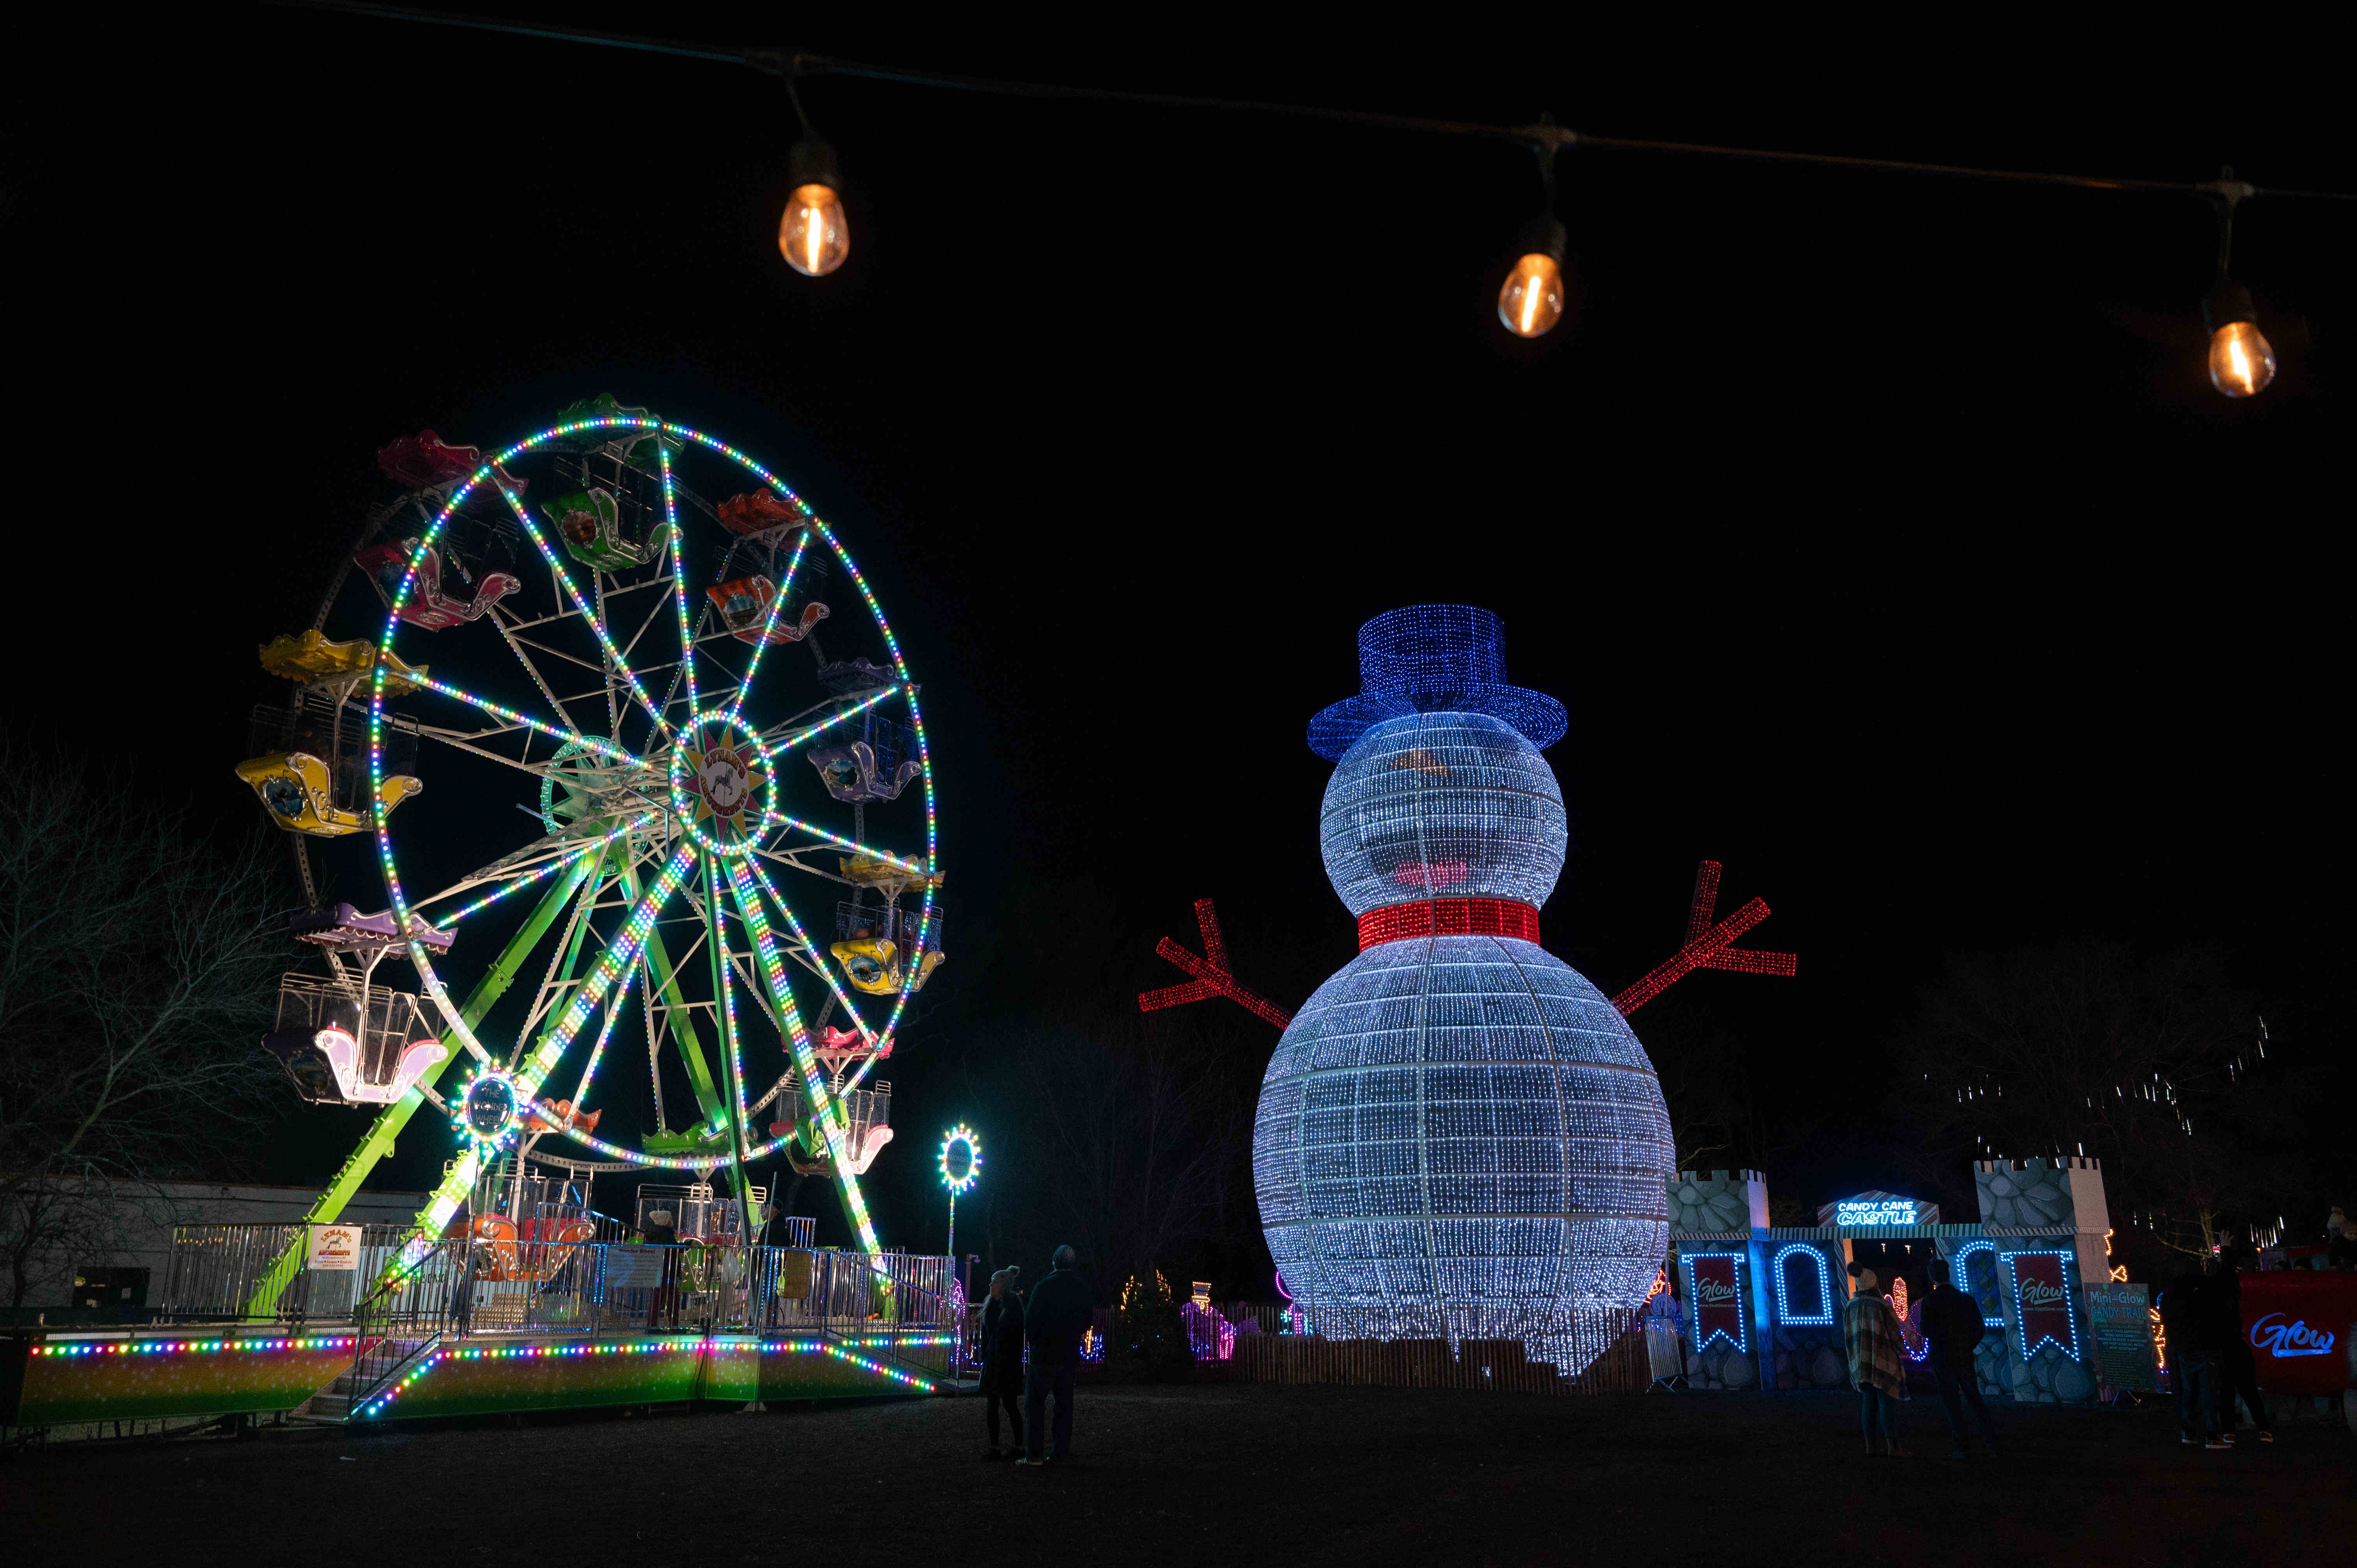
[243,851,604,1319]
[620,859,729,1130]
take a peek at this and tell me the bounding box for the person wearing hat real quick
[1846,1264,1910,1457]
[977,1266,1026,1460]
[1017,1244,1095,1467]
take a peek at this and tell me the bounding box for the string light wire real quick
[266,2,2357,205]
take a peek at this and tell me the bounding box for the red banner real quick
[1690,1255,1746,1350]
[2009,1253,2078,1358]
[2240,1272,2357,1395]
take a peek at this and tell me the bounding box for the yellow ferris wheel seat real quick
[234,752,422,837]
[828,936,945,995]
[837,854,943,892]
[257,630,428,694]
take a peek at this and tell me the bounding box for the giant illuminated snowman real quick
[1252,605,1675,1372]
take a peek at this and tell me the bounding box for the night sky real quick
[8,11,2348,1264]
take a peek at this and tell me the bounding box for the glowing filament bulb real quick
[1498,253,1565,338]
[2206,320,2276,398]
[780,184,848,277]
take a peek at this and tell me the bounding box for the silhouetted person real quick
[978,1266,1025,1460]
[643,1206,678,1330]
[1922,1271,1997,1457]
[2157,1264,2225,1448]
[2216,1243,2273,1443]
[1845,1266,1910,1458]
[1018,1244,1094,1467]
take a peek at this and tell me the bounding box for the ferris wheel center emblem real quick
[691,744,757,814]
[668,713,776,852]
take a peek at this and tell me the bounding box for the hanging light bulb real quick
[779,141,848,277]
[1498,215,1568,338]
[2202,277,2275,397]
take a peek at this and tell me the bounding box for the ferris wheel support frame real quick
[244,850,603,1317]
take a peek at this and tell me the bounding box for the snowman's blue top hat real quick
[1306,604,1566,760]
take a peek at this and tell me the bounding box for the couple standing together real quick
[977,1243,1094,1467]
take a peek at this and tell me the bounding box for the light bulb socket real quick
[1514,214,1568,264]
[788,139,841,193]
[2202,277,2256,335]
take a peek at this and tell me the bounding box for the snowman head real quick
[1320,711,1566,918]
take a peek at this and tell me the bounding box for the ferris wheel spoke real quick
[496,485,675,743]
[658,441,704,717]
[413,814,655,929]
[486,607,604,741]
[512,842,696,1088]
[408,673,642,770]
[759,812,928,877]
[723,856,884,1253]
[721,527,813,724]
[756,682,904,755]
[742,854,877,1045]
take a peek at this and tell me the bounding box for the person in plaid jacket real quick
[1846,1265,1910,1457]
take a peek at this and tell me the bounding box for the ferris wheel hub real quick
[666,709,777,857]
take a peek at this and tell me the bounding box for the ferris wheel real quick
[236,401,941,1259]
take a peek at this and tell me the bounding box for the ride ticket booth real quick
[1666,1159,2118,1405]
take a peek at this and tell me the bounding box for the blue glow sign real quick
[1832,1198,1928,1226]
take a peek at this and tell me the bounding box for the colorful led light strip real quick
[32,1337,356,1357]
[658,440,700,717]
[764,681,900,756]
[408,674,642,768]
[743,855,874,1046]
[759,811,925,876]
[711,855,752,1141]
[726,526,813,723]
[724,857,880,1256]
[353,1336,936,1417]
[431,815,651,930]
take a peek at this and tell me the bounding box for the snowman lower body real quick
[1253,933,1675,1375]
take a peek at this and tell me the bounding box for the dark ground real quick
[6,1385,2349,1564]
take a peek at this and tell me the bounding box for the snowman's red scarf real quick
[1357,899,1540,950]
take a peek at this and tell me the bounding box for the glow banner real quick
[1690,1254,1745,1350]
[2009,1252,2077,1358]
[2240,1272,2357,1395]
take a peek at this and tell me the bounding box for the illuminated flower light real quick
[1255,609,1675,1377]
[938,1125,981,1193]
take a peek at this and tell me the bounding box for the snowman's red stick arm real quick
[1612,897,1795,1015]
[1145,937,1295,1029]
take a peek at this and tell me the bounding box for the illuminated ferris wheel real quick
[236,401,942,1256]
